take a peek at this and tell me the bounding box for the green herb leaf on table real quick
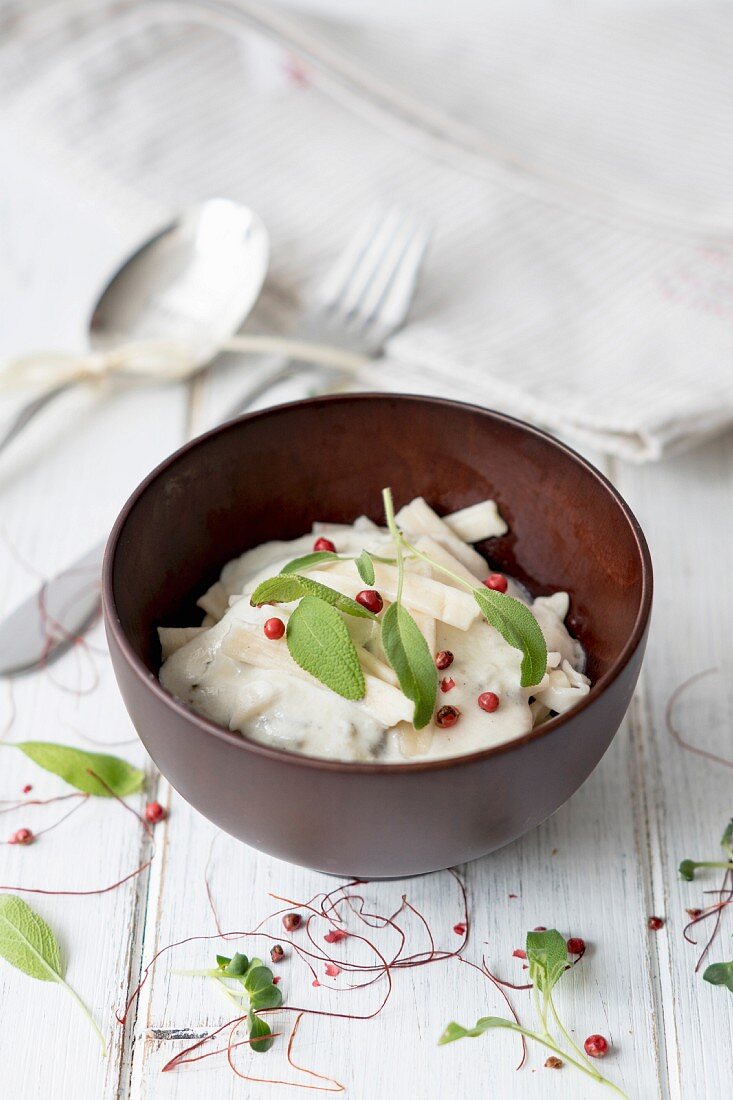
[248,1010,275,1053]
[381,602,438,730]
[703,961,733,992]
[280,550,342,575]
[287,596,366,701]
[181,950,281,1055]
[473,588,547,687]
[251,575,377,620]
[439,1017,516,1044]
[355,549,376,586]
[12,742,144,797]
[0,895,106,1053]
[224,952,249,976]
[526,929,568,994]
[439,927,628,1098]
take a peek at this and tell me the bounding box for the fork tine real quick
[315,206,391,308]
[331,209,408,317]
[356,219,430,333]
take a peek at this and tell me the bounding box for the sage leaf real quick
[703,961,733,992]
[473,589,547,687]
[381,603,437,730]
[251,575,377,620]
[439,1016,516,1044]
[13,742,144,798]
[248,1010,275,1053]
[250,575,309,606]
[280,550,341,575]
[0,895,106,1053]
[287,596,366,701]
[526,929,568,994]
[355,549,376,586]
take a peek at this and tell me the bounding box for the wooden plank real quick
[0,375,187,1097]
[613,437,733,1100]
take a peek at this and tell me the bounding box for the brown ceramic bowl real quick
[103,393,652,877]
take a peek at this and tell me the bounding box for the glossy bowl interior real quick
[103,394,652,877]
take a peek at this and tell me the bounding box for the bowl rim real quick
[103,392,653,775]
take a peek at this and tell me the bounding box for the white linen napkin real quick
[2,0,733,461]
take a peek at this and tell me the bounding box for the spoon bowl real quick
[89,198,269,364]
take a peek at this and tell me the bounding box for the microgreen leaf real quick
[679,859,697,881]
[473,589,547,687]
[438,1016,515,1044]
[248,1010,275,1053]
[381,603,437,730]
[216,954,231,969]
[526,929,568,994]
[0,895,106,1053]
[225,952,249,976]
[280,551,342,574]
[355,549,376,586]
[243,964,277,996]
[11,742,144,798]
[287,596,365,701]
[703,961,733,992]
[251,575,377,620]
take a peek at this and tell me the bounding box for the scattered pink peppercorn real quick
[533,926,547,932]
[312,979,320,987]
[545,1056,563,1069]
[324,962,341,977]
[9,827,34,845]
[453,922,467,936]
[512,949,527,959]
[436,705,460,729]
[145,801,166,825]
[567,937,586,955]
[648,915,664,931]
[273,976,281,985]
[584,1034,609,1058]
[478,691,500,713]
[283,912,302,932]
[483,573,508,593]
[324,929,348,943]
[355,589,383,614]
[686,908,703,920]
[22,784,32,795]
[435,650,454,670]
[264,617,285,640]
[270,944,285,963]
[440,677,456,693]
[313,537,336,553]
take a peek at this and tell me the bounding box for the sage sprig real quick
[381,488,438,729]
[6,742,144,798]
[179,950,282,1052]
[440,929,627,1097]
[248,487,548,726]
[0,895,106,1054]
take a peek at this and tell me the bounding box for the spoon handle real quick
[0,382,74,458]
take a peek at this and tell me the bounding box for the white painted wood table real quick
[1,180,733,1100]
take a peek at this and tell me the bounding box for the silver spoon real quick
[0,198,270,459]
[0,199,270,674]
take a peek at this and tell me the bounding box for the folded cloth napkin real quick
[2,0,733,461]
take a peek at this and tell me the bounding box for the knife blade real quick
[0,541,105,675]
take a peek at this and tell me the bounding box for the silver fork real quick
[222,207,430,417]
